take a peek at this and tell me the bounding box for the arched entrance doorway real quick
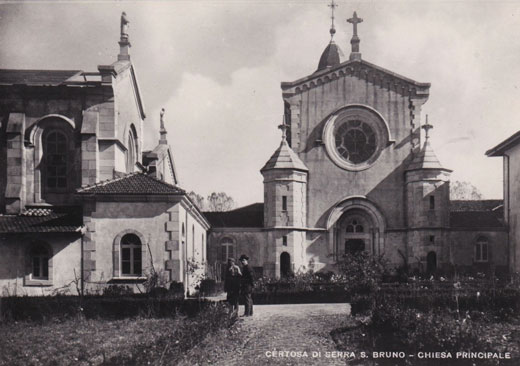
[280,252,291,278]
[427,251,437,274]
[326,196,386,259]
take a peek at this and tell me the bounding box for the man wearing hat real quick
[239,254,254,316]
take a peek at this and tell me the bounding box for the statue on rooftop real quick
[120,12,130,39]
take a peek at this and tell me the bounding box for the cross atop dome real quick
[347,11,363,60]
[328,0,338,40]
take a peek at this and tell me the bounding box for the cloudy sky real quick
[1,0,519,206]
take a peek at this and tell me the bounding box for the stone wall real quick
[0,235,82,296]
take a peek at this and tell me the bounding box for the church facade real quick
[205,12,508,279]
[0,18,209,296]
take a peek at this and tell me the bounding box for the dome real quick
[317,41,342,72]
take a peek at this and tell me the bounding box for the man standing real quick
[224,258,241,316]
[239,254,254,316]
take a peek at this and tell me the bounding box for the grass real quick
[0,302,232,366]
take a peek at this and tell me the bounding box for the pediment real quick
[281,59,430,99]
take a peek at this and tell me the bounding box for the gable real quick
[281,59,430,99]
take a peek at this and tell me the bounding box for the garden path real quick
[179,303,352,366]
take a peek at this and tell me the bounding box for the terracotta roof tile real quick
[204,203,264,228]
[450,200,503,212]
[77,173,185,195]
[0,69,82,86]
[0,207,82,233]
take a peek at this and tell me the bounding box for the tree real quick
[450,181,483,200]
[206,192,235,212]
[188,191,206,211]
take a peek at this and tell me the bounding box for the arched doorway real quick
[280,252,291,278]
[426,251,437,274]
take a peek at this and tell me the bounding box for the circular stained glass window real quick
[322,105,390,171]
[334,120,377,164]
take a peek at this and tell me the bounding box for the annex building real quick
[205,11,510,279]
[0,19,209,296]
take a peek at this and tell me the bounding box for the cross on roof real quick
[278,117,289,141]
[347,11,363,37]
[422,114,433,139]
[328,0,338,31]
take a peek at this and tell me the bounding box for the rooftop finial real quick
[278,116,289,142]
[328,0,338,40]
[118,12,131,61]
[347,11,363,60]
[422,114,433,139]
[159,108,168,144]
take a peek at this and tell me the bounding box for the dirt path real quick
[179,303,352,366]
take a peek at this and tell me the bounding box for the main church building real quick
[205,10,508,278]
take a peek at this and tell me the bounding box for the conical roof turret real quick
[261,120,308,173]
[406,116,451,171]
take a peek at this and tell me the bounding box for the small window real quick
[121,234,142,276]
[475,237,489,262]
[429,235,435,243]
[282,196,287,211]
[192,225,195,257]
[429,196,435,210]
[44,131,67,189]
[221,238,234,262]
[31,245,50,279]
[346,219,364,233]
[282,235,288,246]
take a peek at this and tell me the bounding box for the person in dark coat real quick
[239,254,254,316]
[224,258,241,315]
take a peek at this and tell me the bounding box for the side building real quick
[0,15,209,296]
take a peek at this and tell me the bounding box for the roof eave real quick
[485,130,520,157]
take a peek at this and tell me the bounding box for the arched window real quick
[44,130,67,189]
[220,237,234,262]
[121,234,142,276]
[346,219,364,233]
[126,126,138,173]
[201,234,205,262]
[475,237,489,262]
[280,252,291,278]
[192,225,195,257]
[30,244,50,279]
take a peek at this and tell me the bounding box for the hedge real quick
[0,295,215,322]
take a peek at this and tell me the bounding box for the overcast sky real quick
[1,0,519,206]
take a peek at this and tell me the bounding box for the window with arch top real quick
[44,130,68,189]
[121,233,142,276]
[346,219,364,233]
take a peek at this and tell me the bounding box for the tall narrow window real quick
[282,196,287,211]
[475,237,489,262]
[221,238,234,262]
[121,234,142,276]
[192,225,195,258]
[31,244,50,279]
[429,196,435,210]
[201,234,205,262]
[282,235,288,246]
[45,131,67,189]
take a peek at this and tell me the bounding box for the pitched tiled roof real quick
[261,140,308,172]
[0,207,82,233]
[0,69,82,86]
[204,203,264,228]
[77,173,185,195]
[450,200,503,212]
[450,211,504,229]
[449,199,504,229]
